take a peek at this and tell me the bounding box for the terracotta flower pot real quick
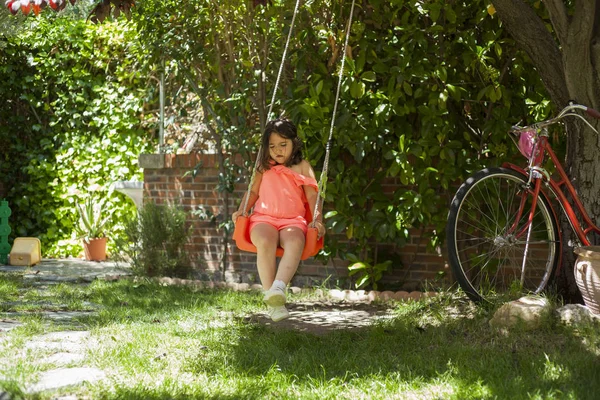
[573,246,600,315]
[83,237,108,262]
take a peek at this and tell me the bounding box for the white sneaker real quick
[263,287,286,307]
[268,305,290,322]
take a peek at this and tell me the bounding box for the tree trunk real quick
[492,0,600,302]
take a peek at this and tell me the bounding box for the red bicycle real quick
[446,103,600,302]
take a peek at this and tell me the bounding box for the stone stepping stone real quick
[0,259,131,284]
[25,331,91,353]
[4,311,97,323]
[0,319,23,332]
[25,367,106,394]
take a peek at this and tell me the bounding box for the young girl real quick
[232,118,325,322]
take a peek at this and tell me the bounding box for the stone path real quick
[1,259,598,397]
[0,258,130,283]
[0,258,403,396]
[0,258,130,396]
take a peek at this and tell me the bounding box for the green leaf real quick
[356,274,370,289]
[403,81,413,96]
[361,71,377,82]
[350,80,366,99]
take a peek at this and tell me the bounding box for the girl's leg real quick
[250,223,279,289]
[275,227,305,284]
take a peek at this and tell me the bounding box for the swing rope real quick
[240,0,356,228]
[242,0,302,216]
[312,0,356,224]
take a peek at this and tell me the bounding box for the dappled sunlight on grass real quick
[1,273,600,399]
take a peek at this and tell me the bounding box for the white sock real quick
[270,280,287,292]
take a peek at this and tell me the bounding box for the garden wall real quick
[139,153,451,290]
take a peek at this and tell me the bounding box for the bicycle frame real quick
[502,133,600,258]
[445,103,600,302]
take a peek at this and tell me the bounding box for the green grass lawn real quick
[1,273,599,399]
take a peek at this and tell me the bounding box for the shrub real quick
[116,203,191,278]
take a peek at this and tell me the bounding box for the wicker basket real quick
[573,246,600,315]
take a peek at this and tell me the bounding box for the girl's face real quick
[268,132,292,164]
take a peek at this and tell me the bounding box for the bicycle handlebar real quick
[511,103,600,134]
[585,106,600,119]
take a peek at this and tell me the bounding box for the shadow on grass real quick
[184,300,600,399]
[2,276,600,399]
[0,277,258,330]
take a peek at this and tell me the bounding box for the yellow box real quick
[9,237,42,266]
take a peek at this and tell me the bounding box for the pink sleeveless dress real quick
[249,164,318,234]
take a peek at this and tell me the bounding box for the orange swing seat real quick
[233,215,323,260]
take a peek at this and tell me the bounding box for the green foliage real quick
[0,15,153,256]
[284,0,551,286]
[133,0,551,289]
[347,253,392,290]
[75,194,110,241]
[1,1,553,289]
[116,203,192,278]
[0,8,26,48]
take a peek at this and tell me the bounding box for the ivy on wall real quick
[0,15,153,256]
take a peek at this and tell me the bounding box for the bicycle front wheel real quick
[446,167,560,303]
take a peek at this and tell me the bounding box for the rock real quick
[380,291,395,301]
[344,290,360,302]
[192,281,205,289]
[159,277,173,285]
[367,291,380,302]
[556,304,600,326]
[355,290,369,302]
[329,289,345,301]
[393,291,410,301]
[489,296,550,330]
[0,319,23,332]
[408,291,422,301]
[25,367,105,394]
[289,286,302,294]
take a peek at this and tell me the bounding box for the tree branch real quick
[563,1,600,108]
[593,7,600,100]
[543,0,568,44]
[491,0,569,106]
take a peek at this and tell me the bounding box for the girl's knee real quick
[252,239,277,252]
[280,229,305,250]
[250,224,279,249]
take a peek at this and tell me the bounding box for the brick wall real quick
[139,153,451,290]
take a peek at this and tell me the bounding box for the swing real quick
[233,0,356,260]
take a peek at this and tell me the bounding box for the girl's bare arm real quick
[232,171,262,222]
[301,161,325,237]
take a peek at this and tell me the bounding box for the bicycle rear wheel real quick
[446,167,560,303]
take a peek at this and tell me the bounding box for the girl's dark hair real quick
[257,118,303,171]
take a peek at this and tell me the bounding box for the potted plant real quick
[76,196,110,261]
